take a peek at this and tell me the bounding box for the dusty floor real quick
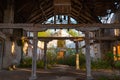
[0,65,119,80]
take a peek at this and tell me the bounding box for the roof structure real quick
[0,0,119,23]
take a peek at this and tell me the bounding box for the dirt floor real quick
[0,65,119,80]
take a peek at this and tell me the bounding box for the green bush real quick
[114,61,120,70]
[64,55,76,66]
[79,53,86,68]
[57,54,86,67]
[56,55,76,66]
[47,50,57,65]
[19,58,45,68]
[37,60,44,68]
[19,58,32,68]
[91,59,111,69]
[91,51,114,69]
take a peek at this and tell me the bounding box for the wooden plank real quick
[0,23,33,28]
[28,37,84,41]
[27,36,120,41]
[0,23,119,30]
[35,23,120,29]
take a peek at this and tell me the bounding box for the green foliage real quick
[19,58,32,68]
[66,48,76,55]
[105,51,114,62]
[19,58,44,68]
[38,30,51,37]
[92,52,114,69]
[114,61,120,70]
[64,55,76,66]
[57,54,86,67]
[57,55,76,66]
[67,29,79,37]
[47,49,57,65]
[79,53,86,68]
[91,59,111,69]
[97,51,114,69]
[37,60,44,68]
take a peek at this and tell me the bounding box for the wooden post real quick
[54,15,56,24]
[44,41,48,70]
[29,31,38,80]
[75,41,80,70]
[4,0,14,23]
[68,15,70,24]
[3,0,14,34]
[85,31,94,80]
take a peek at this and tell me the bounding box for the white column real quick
[29,32,38,80]
[75,41,80,70]
[85,31,94,80]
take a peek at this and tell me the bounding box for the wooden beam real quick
[28,36,120,41]
[27,7,53,23]
[28,37,84,41]
[93,36,120,41]
[0,23,120,31]
[35,23,120,29]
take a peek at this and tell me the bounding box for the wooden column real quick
[85,31,93,80]
[29,32,38,80]
[54,15,56,24]
[75,41,80,70]
[44,41,48,70]
[2,0,15,69]
[68,15,70,24]
[3,0,14,33]
[4,0,14,23]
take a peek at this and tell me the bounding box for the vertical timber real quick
[29,31,38,80]
[2,0,15,68]
[44,41,48,70]
[75,41,80,70]
[85,31,93,80]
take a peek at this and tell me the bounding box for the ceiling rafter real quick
[37,0,48,22]
[27,5,53,22]
[28,6,54,23]
[71,8,96,23]
[0,0,119,23]
[34,11,54,24]
[17,3,31,13]
[80,2,100,22]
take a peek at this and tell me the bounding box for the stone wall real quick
[0,31,22,69]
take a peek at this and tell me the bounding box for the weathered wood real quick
[29,32,38,80]
[85,31,93,80]
[28,36,120,42]
[75,41,80,70]
[44,41,48,70]
[33,23,120,29]
[28,37,84,41]
[0,23,120,30]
